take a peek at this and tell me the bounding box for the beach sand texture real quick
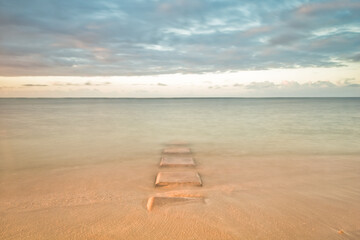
[1,154,360,240]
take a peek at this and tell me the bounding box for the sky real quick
[0,0,359,97]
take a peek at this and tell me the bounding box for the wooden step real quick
[160,156,195,167]
[166,141,189,146]
[147,194,204,211]
[162,147,191,154]
[155,171,202,187]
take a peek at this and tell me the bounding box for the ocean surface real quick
[1,98,360,240]
[1,98,359,171]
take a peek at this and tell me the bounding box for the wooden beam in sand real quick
[160,156,195,167]
[147,195,204,211]
[166,141,189,146]
[162,147,191,154]
[155,171,202,187]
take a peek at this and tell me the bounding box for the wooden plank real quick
[166,141,189,146]
[160,156,195,167]
[147,195,204,211]
[155,171,202,187]
[162,147,191,154]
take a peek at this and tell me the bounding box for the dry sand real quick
[1,154,360,239]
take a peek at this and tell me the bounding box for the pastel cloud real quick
[0,0,359,77]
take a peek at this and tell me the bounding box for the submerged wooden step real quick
[147,194,204,211]
[155,171,202,187]
[162,147,191,154]
[160,156,195,167]
[166,141,189,146]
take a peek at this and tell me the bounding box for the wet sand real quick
[1,153,359,240]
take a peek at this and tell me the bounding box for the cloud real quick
[304,81,336,88]
[0,0,359,76]
[53,81,111,86]
[341,78,360,87]
[296,1,360,15]
[22,84,48,87]
[227,79,360,97]
[241,80,360,91]
[246,81,275,89]
[84,81,111,86]
[348,53,360,62]
[269,32,306,46]
[208,85,221,89]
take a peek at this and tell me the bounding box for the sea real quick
[1,98,359,171]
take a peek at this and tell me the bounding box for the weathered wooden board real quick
[147,195,204,211]
[160,156,195,167]
[155,171,202,187]
[162,147,191,154]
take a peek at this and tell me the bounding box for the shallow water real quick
[0,98,360,239]
[1,98,359,170]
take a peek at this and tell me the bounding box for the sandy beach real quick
[1,153,359,240]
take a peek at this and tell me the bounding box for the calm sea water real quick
[1,98,359,170]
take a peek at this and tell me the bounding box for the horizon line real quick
[1,97,359,99]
